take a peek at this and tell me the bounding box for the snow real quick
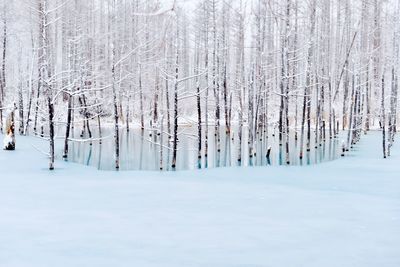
[3,133,13,149]
[0,132,400,267]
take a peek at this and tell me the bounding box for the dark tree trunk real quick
[48,96,55,170]
[382,74,386,158]
[63,95,73,159]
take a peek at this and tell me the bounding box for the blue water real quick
[62,125,341,171]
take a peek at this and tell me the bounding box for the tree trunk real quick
[63,95,73,159]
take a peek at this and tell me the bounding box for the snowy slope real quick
[0,132,399,267]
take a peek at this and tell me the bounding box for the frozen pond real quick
[60,126,342,171]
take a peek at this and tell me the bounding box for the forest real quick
[1,1,400,266]
[0,0,399,170]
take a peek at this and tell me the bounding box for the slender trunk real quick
[24,52,35,135]
[172,19,179,169]
[365,64,371,132]
[153,70,159,126]
[382,73,386,158]
[342,74,350,131]
[48,97,55,170]
[139,65,144,130]
[159,115,164,170]
[0,9,6,133]
[165,76,171,137]
[63,95,73,158]
[223,64,229,134]
[18,81,24,135]
[347,75,356,149]
[126,90,130,132]
[112,66,119,169]
[195,47,202,161]
[299,85,307,159]
[111,0,119,169]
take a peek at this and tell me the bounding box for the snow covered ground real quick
[0,132,399,267]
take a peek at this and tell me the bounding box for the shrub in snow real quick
[3,111,16,151]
